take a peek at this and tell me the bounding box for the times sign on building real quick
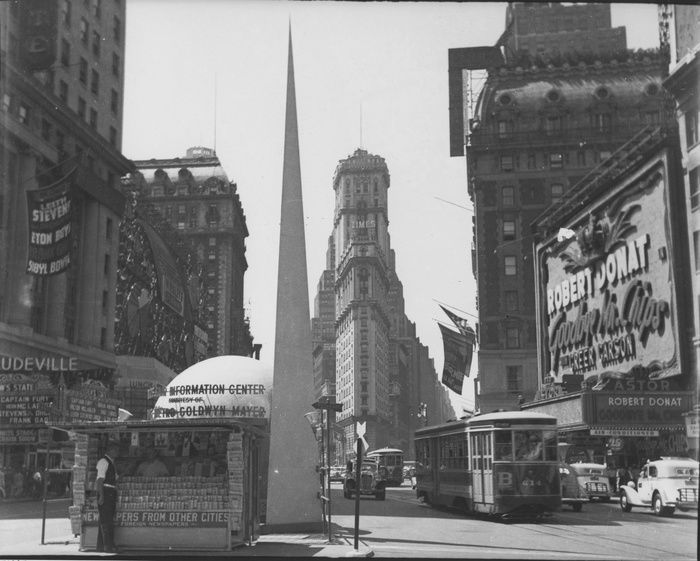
[535,150,682,387]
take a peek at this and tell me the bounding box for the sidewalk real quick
[0,528,374,558]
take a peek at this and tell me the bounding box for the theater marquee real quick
[535,156,681,386]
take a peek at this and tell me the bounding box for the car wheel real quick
[620,493,632,512]
[572,503,583,512]
[652,493,664,516]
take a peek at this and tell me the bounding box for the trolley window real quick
[514,430,543,461]
[494,431,513,461]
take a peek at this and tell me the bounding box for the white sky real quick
[121,1,660,416]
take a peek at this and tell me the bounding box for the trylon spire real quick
[265,25,321,532]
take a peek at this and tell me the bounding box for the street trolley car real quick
[414,411,561,518]
[366,447,404,486]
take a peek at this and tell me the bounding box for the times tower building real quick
[332,149,393,451]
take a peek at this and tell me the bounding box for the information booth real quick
[61,355,271,553]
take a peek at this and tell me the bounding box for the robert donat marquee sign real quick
[534,157,682,388]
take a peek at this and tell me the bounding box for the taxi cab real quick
[569,462,612,502]
[619,457,699,517]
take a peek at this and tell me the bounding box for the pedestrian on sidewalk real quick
[95,440,120,554]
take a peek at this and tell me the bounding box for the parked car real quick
[569,462,612,502]
[619,457,699,517]
[402,461,417,480]
[559,463,588,512]
[329,466,344,482]
[343,458,387,500]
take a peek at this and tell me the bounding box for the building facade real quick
[312,148,452,463]
[449,2,674,412]
[0,0,131,496]
[527,124,695,466]
[123,147,256,360]
[661,3,700,449]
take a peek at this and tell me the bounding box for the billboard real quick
[535,150,682,387]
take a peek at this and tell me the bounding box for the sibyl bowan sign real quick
[535,158,680,386]
[26,168,75,276]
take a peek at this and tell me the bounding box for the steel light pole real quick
[312,397,342,543]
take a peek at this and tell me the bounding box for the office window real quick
[56,130,65,152]
[505,290,519,312]
[61,39,70,66]
[545,115,562,135]
[498,119,513,138]
[576,150,586,166]
[79,57,87,83]
[103,254,110,275]
[61,0,71,26]
[504,256,517,276]
[113,16,121,44]
[551,183,564,204]
[592,112,612,132]
[41,119,51,141]
[686,111,699,148]
[91,0,101,19]
[691,167,699,211]
[18,103,29,125]
[102,290,108,312]
[549,153,563,169]
[89,108,97,129]
[503,220,516,241]
[59,80,68,101]
[694,231,700,272]
[109,126,117,146]
[90,69,99,94]
[112,53,120,77]
[500,155,514,172]
[80,18,88,44]
[77,97,86,119]
[2,93,11,113]
[110,89,118,114]
[506,327,520,349]
[643,111,660,126]
[502,186,514,207]
[92,31,101,57]
[599,150,612,162]
[527,153,536,169]
[506,366,522,391]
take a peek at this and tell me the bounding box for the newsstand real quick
[62,417,266,552]
[59,354,273,553]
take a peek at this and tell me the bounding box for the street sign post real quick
[353,421,368,551]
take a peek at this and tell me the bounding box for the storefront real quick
[60,355,271,553]
[0,354,120,500]
[528,127,697,468]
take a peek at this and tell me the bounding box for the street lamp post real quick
[312,397,342,543]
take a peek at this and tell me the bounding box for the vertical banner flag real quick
[439,323,470,394]
[26,168,75,276]
[438,305,477,394]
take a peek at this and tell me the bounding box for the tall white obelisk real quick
[264,26,321,532]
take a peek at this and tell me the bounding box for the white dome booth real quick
[154,356,272,421]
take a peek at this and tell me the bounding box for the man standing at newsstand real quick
[95,440,120,553]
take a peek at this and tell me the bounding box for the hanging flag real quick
[26,167,76,276]
[439,323,473,394]
[439,304,476,339]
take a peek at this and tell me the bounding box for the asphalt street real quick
[0,482,696,559]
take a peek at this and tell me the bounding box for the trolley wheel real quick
[572,503,583,512]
